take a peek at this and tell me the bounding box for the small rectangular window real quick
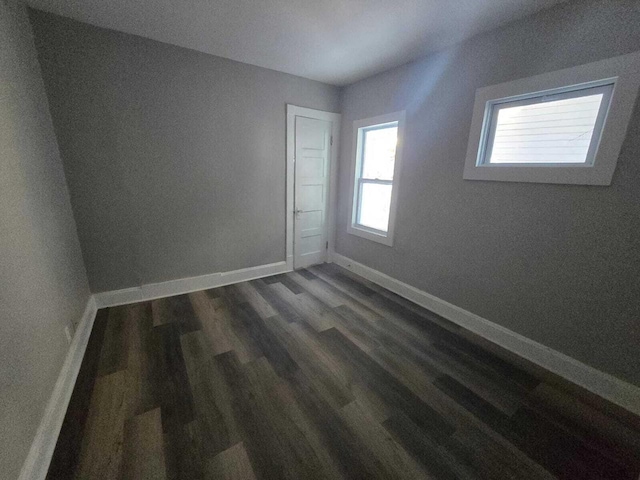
[348,112,405,246]
[463,52,640,185]
[480,83,613,166]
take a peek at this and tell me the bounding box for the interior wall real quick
[0,1,91,478]
[336,0,640,386]
[29,9,341,293]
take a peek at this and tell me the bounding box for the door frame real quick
[286,105,341,271]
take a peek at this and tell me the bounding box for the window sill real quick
[347,224,394,246]
[463,163,609,185]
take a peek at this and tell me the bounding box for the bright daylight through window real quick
[481,84,613,166]
[356,124,397,231]
[349,111,405,246]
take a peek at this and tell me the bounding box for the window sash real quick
[355,178,392,233]
[359,122,398,181]
[479,82,614,167]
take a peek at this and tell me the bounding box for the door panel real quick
[294,116,331,269]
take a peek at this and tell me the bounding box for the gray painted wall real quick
[0,2,91,478]
[336,0,640,386]
[29,10,340,293]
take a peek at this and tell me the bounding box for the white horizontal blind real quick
[484,84,613,165]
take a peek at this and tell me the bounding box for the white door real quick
[294,116,331,269]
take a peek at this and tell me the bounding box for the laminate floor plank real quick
[426,345,525,416]
[96,305,129,377]
[383,410,462,480]
[297,268,319,281]
[446,424,557,480]
[215,352,325,480]
[319,327,457,443]
[309,267,440,352]
[232,301,299,378]
[314,263,378,297]
[206,442,258,480]
[433,340,540,391]
[234,281,278,319]
[271,381,348,480]
[281,276,306,295]
[121,408,167,480]
[269,282,338,332]
[265,315,355,409]
[50,265,640,480]
[250,278,303,322]
[163,418,205,480]
[180,332,241,458]
[527,383,640,469]
[152,295,201,334]
[331,305,383,352]
[188,290,234,357]
[72,370,129,480]
[339,400,433,480]
[223,303,265,364]
[299,277,425,358]
[285,369,394,480]
[125,302,163,416]
[265,273,305,295]
[287,271,345,308]
[154,323,196,429]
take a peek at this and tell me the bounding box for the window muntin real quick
[354,122,398,233]
[479,83,614,167]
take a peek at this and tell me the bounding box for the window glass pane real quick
[361,124,398,180]
[488,92,605,164]
[358,182,392,232]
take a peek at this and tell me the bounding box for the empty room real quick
[3,0,640,478]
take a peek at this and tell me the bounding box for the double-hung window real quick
[463,52,640,185]
[348,111,405,246]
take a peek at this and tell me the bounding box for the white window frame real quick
[463,51,640,185]
[347,111,405,246]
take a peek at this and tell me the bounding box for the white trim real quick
[332,253,640,417]
[286,105,341,270]
[463,51,640,185]
[347,111,406,246]
[19,259,291,478]
[94,261,289,308]
[18,296,98,480]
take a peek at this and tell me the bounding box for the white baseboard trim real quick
[17,260,290,479]
[332,253,640,417]
[18,296,98,480]
[94,261,290,308]
[17,254,639,480]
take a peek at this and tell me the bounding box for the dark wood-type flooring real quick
[48,264,640,479]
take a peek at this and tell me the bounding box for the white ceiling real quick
[27,0,566,86]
